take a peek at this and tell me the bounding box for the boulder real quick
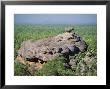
[16,27,88,70]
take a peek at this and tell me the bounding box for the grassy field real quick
[14,24,97,76]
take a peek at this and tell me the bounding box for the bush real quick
[35,56,64,76]
[34,56,76,76]
[14,62,31,76]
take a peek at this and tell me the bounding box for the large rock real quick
[16,27,88,68]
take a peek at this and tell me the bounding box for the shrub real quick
[34,56,64,76]
[14,62,31,76]
[34,56,76,76]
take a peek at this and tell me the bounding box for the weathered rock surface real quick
[16,27,88,70]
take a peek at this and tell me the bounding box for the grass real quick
[14,24,97,76]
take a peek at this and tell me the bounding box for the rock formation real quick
[16,27,88,70]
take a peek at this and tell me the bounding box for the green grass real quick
[14,24,97,76]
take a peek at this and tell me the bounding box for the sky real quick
[14,14,97,25]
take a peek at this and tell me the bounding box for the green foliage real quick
[14,24,97,76]
[57,68,75,76]
[35,56,76,76]
[35,56,65,76]
[14,62,31,76]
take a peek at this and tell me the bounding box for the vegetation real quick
[14,61,31,76]
[14,24,97,76]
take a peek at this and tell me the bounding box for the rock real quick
[74,36,81,42]
[56,47,62,53]
[55,32,74,41]
[65,27,74,33]
[41,47,48,54]
[75,40,87,52]
[64,63,71,68]
[67,45,76,52]
[83,56,92,65]
[16,27,88,70]
[69,59,76,65]
[68,59,77,69]
[61,46,70,54]
[83,54,96,68]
